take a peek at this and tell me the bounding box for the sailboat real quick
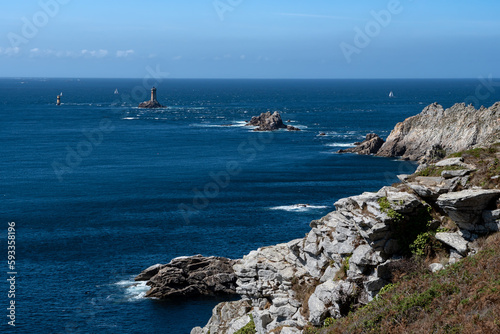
[389,91,394,98]
[114,89,119,95]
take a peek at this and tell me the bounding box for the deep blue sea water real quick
[1,78,498,333]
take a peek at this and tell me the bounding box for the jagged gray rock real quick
[375,102,500,161]
[308,280,356,326]
[337,133,384,155]
[246,111,301,131]
[435,232,469,255]
[436,189,500,231]
[141,255,237,299]
[191,299,252,334]
[135,263,164,281]
[138,100,164,108]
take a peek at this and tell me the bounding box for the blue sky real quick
[1,0,499,78]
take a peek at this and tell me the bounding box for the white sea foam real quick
[324,143,355,147]
[269,204,329,212]
[190,121,248,128]
[116,279,149,301]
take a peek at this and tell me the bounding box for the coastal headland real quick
[136,102,500,334]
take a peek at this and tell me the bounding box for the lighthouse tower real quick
[151,87,157,102]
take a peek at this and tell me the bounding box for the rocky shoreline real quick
[135,102,500,334]
[339,102,500,163]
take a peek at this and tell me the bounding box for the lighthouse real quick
[138,87,164,108]
[57,95,61,106]
[151,87,157,102]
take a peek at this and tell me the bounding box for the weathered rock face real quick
[436,189,500,233]
[136,255,237,299]
[191,154,500,333]
[338,133,384,155]
[247,112,301,131]
[194,185,429,333]
[376,102,500,161]
[138,100,165,108]
[191,300,253,334]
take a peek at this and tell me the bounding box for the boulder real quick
[308,280,356,326]
[429,263,444,273]
[143,255,237,299]
[406,176,461,199]
[436,189,500,230]
[246,112,300,131]
[435,232,469,255]
[201,299,253,334]
[135,263,164,281]
[338,133,384,155]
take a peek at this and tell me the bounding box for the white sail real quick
[114,89,119,94]
[389,91,394,98]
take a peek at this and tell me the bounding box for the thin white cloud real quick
[81,49,108,58]
[116,49,134,58]
[172,55,182,61]
[0,47,20,56]
[28,48,108,58]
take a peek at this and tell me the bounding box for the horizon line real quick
[0,77,496,80]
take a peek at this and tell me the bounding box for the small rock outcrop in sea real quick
[375,102,500,161]
[135,255,237,299]
[337,133,384,155]
[246,112,301,131]
[138,100,164,108]
[138,87,165,109]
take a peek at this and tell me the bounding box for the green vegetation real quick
[377,197,404,222]
[414,165,466,177]
[448,147,497,159]
[377,197,439,256]
[304,232,500,334]
[447,144,500,189]
[334,255,352,281]
[234,314,256,334]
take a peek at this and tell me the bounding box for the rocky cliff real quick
[375,102,500,161]
[187,151,500,334]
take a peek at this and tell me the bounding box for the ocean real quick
[1,78,497,333]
